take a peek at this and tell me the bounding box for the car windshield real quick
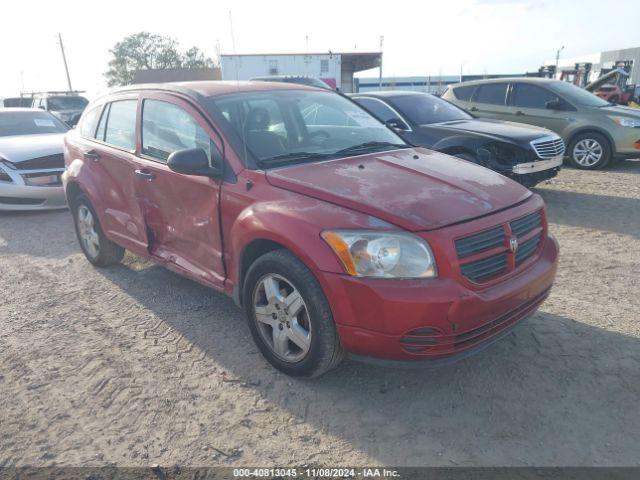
[210,90,408,167]
[47,96,89,111]
[390,93,473,125]
[0,110,70,137]
[550,81,610,107]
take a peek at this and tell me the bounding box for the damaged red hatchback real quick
[63,81,558,377]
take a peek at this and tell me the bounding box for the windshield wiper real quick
[257,151,335,167]
[334,141,408,155]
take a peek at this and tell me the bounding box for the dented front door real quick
[132,92,225,289]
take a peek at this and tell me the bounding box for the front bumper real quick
[0,166,67,211]
[512,155,563,174]
[610,127,640,157]
[320,234,559,363]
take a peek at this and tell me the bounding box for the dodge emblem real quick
[509,237,519,253]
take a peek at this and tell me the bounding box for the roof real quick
[351,90,430,98]
[451,77,564,88]
[107,80,321,103]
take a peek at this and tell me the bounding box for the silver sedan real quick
[0,108,69,211]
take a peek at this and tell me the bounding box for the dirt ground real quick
[1,162,639,468]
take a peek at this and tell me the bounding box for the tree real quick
[182,47,214,69]
[105,32,214,87]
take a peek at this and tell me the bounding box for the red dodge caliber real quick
[63,81,559,377]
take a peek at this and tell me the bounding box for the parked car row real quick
[5,76,633,377]
[1,91,89,127]
[442,77,640,170]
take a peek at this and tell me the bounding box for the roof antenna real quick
[229,10,249,167]
[229,10,239,84]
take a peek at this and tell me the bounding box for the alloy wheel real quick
[77,204,100,258]
[252,274,312,363]
[573,139,603,167]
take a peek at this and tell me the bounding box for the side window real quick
[79,105,103,138]
[474,83,508,105]
[453,85,476,101]
[142,99,214,163]
[512,83,561,109]
[353,98,397,123]
[103,100,137,150]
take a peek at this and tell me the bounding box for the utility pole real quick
[58,33,73,91]
[378,35,384,90]
[555,46,565,78]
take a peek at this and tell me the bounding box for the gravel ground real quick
[1,162,639,467]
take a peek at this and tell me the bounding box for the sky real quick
[1,0,639,99]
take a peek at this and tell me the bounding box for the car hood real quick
[0,133,65,163]
[266,147,531,231]
[420,118,551,144]
[598,104,640,118]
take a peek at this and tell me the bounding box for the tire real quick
[71,194,125,267]
[243,249,344,377]
[568,132,612,170]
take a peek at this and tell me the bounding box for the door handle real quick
[83,150,100,162]
[134,169,156,181]
[470,106,478,112]
[515,110,525,116]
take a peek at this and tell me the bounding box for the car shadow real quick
[0,209,76,259]
[96,260,640,466]
[536,188,640,239]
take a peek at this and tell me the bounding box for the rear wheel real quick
[243,250,343,377]
[72,194,124,267]
[568,132,612,170]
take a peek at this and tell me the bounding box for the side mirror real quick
[38,105,46,110]
[545,99,562,110]
[167,148,221,178]
[386,118,409,131]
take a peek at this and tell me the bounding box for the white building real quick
[220,52,381,93]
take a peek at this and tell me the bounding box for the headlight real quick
[321,230,436,278]
[609,116,640,128]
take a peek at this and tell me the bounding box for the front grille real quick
[531,136,565,159]
[456,210,544,283]
[455,226,505,258]
[460,253,508,281]
[8,153,64,170]
[510,211,542,236]
[516,233,542,265]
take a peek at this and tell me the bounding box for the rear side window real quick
[103,100,137,150]
[452,85,476,101]
[354,98,397,123]
[79,105,103,138]
[142,99,214,163]
[512,83,563,109]
[474,83,508,105]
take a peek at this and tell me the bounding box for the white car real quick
[0,108,69,210]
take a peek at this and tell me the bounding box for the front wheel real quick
[568,132,612,170]
[72,194,125,267]
[243,250,343,377]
